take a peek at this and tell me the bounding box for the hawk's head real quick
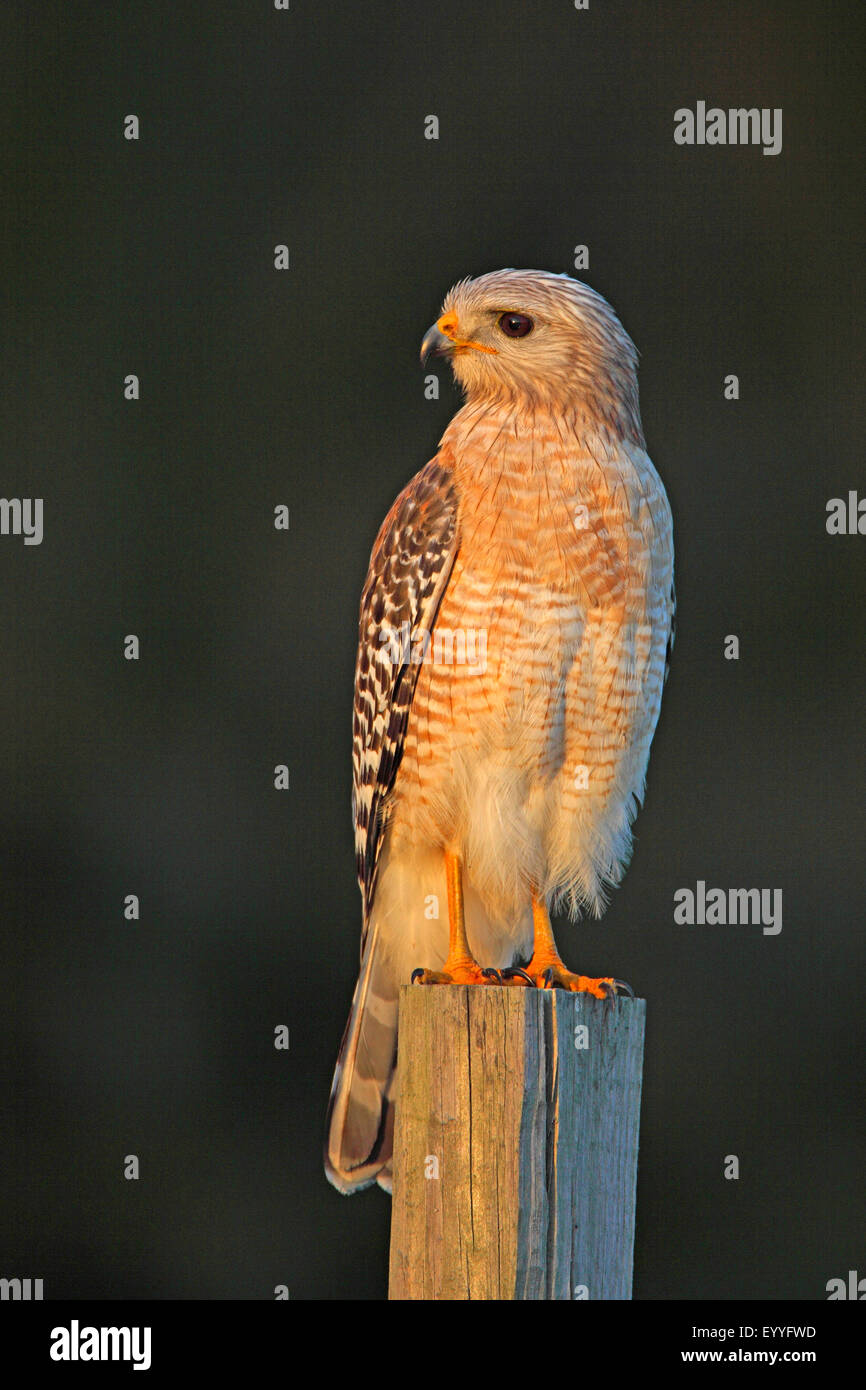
[420,268,642,442]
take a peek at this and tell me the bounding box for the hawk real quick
[325,269,675,1194]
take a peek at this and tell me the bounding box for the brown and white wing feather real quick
[352,456,459,936]
[664,580,676,686]
[325,456,459,1194]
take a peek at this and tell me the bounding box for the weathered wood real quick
[388,985,645,1300]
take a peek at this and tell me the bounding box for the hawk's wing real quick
[352,456,459,942]
[664,581,676,685]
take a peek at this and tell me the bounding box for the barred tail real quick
[324,922,398,1195]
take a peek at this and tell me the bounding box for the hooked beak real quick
[420,311,499,364]
[420,323,453,363]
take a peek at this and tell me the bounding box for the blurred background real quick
[1,0,863,1298]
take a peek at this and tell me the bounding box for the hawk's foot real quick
[500,967,535,987]
[520,955,633,997]
[411,960,502,986]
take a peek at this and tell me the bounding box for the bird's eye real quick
[498,312,534,338]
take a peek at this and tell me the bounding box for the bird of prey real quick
[325,269,675,1194]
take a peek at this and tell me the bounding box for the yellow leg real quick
[411,852,502,986]
[511,892,630,997]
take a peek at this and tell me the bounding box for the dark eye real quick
[498,312,534,338]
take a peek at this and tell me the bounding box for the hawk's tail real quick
[324,922,398,1195]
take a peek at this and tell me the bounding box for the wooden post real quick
[388,985,645,1300]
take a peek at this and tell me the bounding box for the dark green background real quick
[1,0,863,1298]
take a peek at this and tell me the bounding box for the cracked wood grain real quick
[388,985,645,1300]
